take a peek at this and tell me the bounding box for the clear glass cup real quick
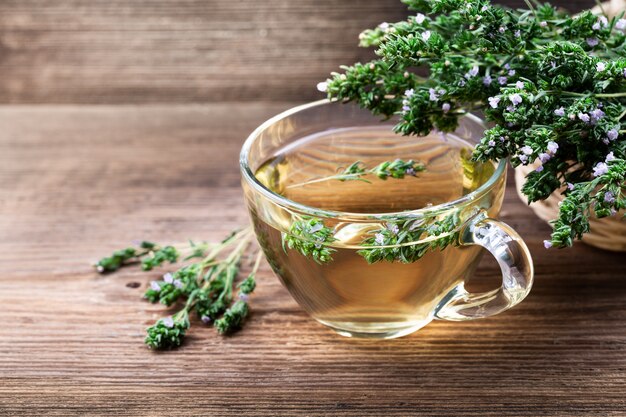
[240,100,534,339]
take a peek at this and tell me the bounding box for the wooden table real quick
[1,103,625,416]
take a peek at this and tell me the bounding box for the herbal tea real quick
[251,126,498,337]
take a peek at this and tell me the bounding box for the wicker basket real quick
[514,164,626,251]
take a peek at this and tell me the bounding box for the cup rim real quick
[240,99,506,221]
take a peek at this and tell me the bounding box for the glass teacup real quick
[240,100,533,339]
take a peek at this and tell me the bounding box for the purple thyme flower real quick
[386,223,400,234]
[567,183,574,191]
[404,88,415,98]
[515,81,524,89]
[578,113,590,123]
[514,30,521,37]
[606,152,616,162]
[483,75,492,86]
[599,16,609,28]
[604,192,616,203]
[554,107,565,117]
[162,317,174,328]
[458,78,466,87]
[163,272,173,284]
[590,108,605,122]
[488,140,496,147]
[508,69,516,76]
[429,88,439,101]
[201,315,212,324]
[607,129,619,141]
[150,281,161,291]
[596,62,606,72]
[543,240,553,249]
[617,19,626,30]
[405,167,416,176]
[540,21,548,27]
[442,102,451,113]
[547,141,559,154]
[498,76,508,85]
[378,22,390,30]
[488,96,500,108]
[415,13,425,24]
[468,65,479,78]
[173,279,183,289]
[593,162,609,177]
[421,31,431,42]
[316,82,328,92]
[239,293,250,302]
[374,233,385,245]
[521,145,533,155]
[509,93,523,106]
[499,26,505,33]
[518,154,529,164]
[587,38,599,47]
[535,165,544,172]
[506,105,515,112]
[539,153,551,163]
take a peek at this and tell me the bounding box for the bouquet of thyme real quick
[96,230,260,349]
[318,0,626,249]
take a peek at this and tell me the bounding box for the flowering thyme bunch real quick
[96,229,262,349]
[319,0,626,248]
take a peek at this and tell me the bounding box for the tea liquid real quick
[252,126,496,337]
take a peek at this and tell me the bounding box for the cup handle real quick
[434,212,534,321]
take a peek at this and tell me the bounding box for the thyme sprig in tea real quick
[319,0,626,248]
[282,217,337,264]
[358,212,461,263]
[287,159,425,188]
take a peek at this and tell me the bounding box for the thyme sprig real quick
[320,0,626,248]
[358,212,461,263]
[286,159,425,189]
[95,241,179,273]
[282,217,337,264]
[96,228,262,349]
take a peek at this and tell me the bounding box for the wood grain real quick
[0,103,625,416]
[0,0,595,104]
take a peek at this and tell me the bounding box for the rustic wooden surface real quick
[0,0,594,104]
[1,103,625,416]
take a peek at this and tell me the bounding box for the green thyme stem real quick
[200,227,252,262]
[207,231,253,285]
[286,173,371,188]
[250,249,264,276]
